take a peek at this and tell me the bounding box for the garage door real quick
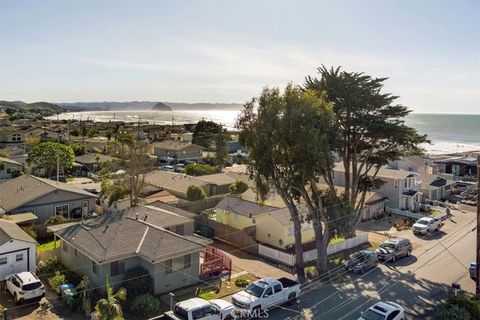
[0,250,28,280]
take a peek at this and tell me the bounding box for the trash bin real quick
[199,225,214,238]
[469,262,477,280]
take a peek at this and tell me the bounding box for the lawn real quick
[197,273,258,300]
[37,239,61,252]
[329,236,345,245]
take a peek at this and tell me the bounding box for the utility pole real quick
[476,154,480,295]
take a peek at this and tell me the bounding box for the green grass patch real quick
[197,274,258,300]
[329,236,345,245]
[37,239,61,252]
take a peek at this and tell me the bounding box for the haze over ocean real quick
[51,110,480,155]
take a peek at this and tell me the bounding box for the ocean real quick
[50,110,480,155]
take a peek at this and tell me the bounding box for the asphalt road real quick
[268,206,476,320]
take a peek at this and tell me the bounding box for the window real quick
[165,259,173,274]
[110,261,125,277]
[273,284,282,293]
[92,261,98,274]
[175,224,185,235]
[263,288,273,297]
[386,310,400,320]
[11,133,22,142]
[6,167,18,174]
[55,204,69,218]
[184,254,191,269]
[74,249,78,257]
[63,241,69,252]
[0,257,7,265]
[15,254,23,262]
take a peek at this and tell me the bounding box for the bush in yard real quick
[44,215,68,226]
[229,180,249,194]
[49,271,66,292]
[130,294,161,317]
[186,185,207,201]
[22,226,37,240]
[38,255,60,275]
[234,277,249,288]
[442,295,480,319]
[121,267,153,304]
[63,270,82,286]
[437,304,471,320]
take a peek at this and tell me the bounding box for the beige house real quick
[148,141,204,161]
[418,173,455,201]
[0,175,98,222]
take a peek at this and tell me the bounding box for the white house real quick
[0,219,37,280]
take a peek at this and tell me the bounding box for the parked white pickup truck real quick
[163,298,235,320]
[231,277,300,313]
[412,217,442,235]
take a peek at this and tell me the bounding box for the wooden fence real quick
[177,195,224,213]
[258,233,369,267]
[198,217,259,254]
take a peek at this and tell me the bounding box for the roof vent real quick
[143,215,148,221]
[103,225,109,233]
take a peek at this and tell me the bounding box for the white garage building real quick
[0,219,37,280]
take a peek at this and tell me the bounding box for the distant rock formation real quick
[152,102,173,111]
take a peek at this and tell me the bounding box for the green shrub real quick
[444,295,480,319]
[229,180,249,194]
[44,215,69,226]
[130,294,161,317]
[186,185,207,201]
[22,226,37,240]
[185,163,218,176]
[234,277,249,288]
[63,270,82,286]
[48,271,66,291]
[437,304,471,320]
[38,255,60,275]
[121,267,153,304]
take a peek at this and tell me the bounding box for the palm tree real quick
[94,277,127,320]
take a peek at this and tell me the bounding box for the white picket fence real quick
[259,233,369,267]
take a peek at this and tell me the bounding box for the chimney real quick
[135,212,139,220]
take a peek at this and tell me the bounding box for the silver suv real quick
[376,238,412,262]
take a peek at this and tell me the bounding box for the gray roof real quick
[0,156,23,166]
[197,173,236,186]
[56,217,207,264]
[0,219,37,246]
[215,196,276,217]
[334,162,416,180]
[150,141,204,151]
[74,153,119,164]
[0,175,98,213]
[418,174,455,189]
[101,205,194,228]
[145,170,207,194]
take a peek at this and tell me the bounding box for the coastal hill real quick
[59,101,243,111]
[0,100,65,113]
[152,102,172,111]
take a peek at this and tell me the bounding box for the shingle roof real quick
[418,173,455,189]
[0,219,37,246]
[145,170,207,194]
[150,141,204,151]
[102,205,194,228]
[0,156,23,166]
[334,162,416,180]
[215,196,276,217]
[74,153,119,164]
[197,173,236,186]
[0,175,98,213]
[56,217,207,263]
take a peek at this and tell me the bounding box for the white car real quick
[358,301,404,320]
[164,298,235,320]
[5,272,45,304]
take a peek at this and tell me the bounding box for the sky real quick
[0,0,479,114]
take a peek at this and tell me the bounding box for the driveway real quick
[211,241,296,280]
[0,281,82,320]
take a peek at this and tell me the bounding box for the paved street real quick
[267,206,476,320]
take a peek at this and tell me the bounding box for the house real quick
[0,157,23,180]
[0,127,27,143]
[214,195,277,230]
[0,175,98,222]
[144,124,183,142]
[55,217,209,294]
[102,204,196,236]
[144,190,179,205]
[148,141,204,161]
[434,156,477,179]
[0,219,37,280]
[388,156,434,174]
[255,205,316,250]
[74,153,121,174]
[144,170,235,199]
[418,173,456,201]
[332,162,422,212]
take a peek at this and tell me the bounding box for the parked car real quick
[48,175,67,182]
[358,301,404,320]
[344,250,378,274]
[160,165,175,172]
[376,238,412,262]
[412,217,441,235]
[174,163,185,173]
[163,298,235,320]
[5,272,45,304]
[231,277,300,312]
